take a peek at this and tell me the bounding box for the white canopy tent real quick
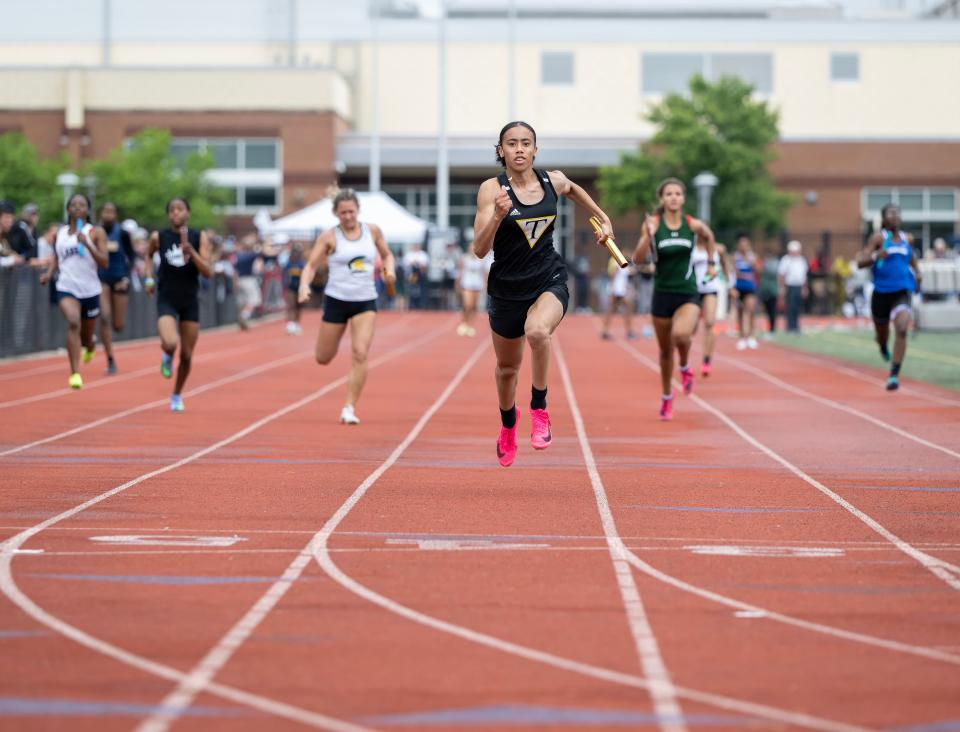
[261,192,429,247]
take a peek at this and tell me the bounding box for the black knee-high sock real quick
[891,362,901,377]
[500,405,517,428]
[531,386,547,410]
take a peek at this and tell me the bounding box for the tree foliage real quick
[0,133,68,224]
[598,75,792,238]
[84,129,230,230]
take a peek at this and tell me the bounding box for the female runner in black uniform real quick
[473,121,613,467]
[144,197,213,412]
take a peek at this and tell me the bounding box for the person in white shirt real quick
[403,243,430,309]
[39,194,110,389]
[298,189,396,425]
[778,240,809,333]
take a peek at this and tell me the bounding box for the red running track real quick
[1,311,958,732]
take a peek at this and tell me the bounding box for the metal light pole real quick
[370,0,382,192]
[507,0,516,119]
[693,171,719,224]
[436,0,449,229]
[288,0,297,67]
[56,172,79,214]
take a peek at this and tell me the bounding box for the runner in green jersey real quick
[633,178,717,421]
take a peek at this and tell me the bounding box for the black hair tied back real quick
[494,120,537,167]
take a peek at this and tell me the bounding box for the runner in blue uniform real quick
[97,202,135,374]
[856,203,922,391]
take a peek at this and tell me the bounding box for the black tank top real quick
[157,228,201,299]
[488,169,565,300]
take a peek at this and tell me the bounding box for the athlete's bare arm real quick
[299,229,335,303]
[634,215,658,265]
[144,231,159,295]
[189,230,214,279]
[369,223,396,287]
[473,178,511,259]
[691,218,718,277]
[548,170,613,244]
[82,226,110,269]
[856,232,885,268]
[906,233,923,289]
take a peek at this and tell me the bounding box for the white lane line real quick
[620,549,960,666]
[618,341,960,591]
[0,350,307,457]
[0,341,264,410]
[727,358,960,461]
[133,336,484,732]
[317,555,875,731]
[300,344,876,731]
[781,350,960,409]
[0,318,417,458]
[0,322,449,730]
[555,341,686,732]
[7,524,960,549]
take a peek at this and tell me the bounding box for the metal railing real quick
[0,268,239,358]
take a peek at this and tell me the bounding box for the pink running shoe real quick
[660,393,674,421]
[496,409,519,467]
[530,408,552,450]
[681,368,695,395]
[701,361,712,378]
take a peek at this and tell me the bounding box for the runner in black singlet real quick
[473,121,614,467]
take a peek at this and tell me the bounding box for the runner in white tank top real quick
[298,190,396,425]
[324,222,379,303]
[691,240,730,377]
[457,250,491,337]
[601,255,637,340]
[39,194,109,389]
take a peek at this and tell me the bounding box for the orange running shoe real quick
[530,408,552,450]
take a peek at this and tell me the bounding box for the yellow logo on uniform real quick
[515,215,556,249]
[348,256,367,273]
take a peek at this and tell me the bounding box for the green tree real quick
[0,133,68,224]
[598,75,792,238]
[85,129,230,230]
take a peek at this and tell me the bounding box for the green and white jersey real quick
[653,214,698,295]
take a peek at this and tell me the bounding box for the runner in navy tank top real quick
[473,121,615,467]
[96,201,135,375]
[144,197,213,412]
[856,203,922,391]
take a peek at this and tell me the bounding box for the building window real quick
[831,53,859,82]
[170,137,283,213]
[542,51,574,85]
[245,141,278,170]
[642,53,704,95]
[642,52,772,95]
[244,187,278,207]
[862,187,959,254]
[711,53,772,94]
[930,191,956,212]
[208,140,239,169]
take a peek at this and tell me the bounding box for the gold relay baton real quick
[589,216,628,269]
[383,268,396,297]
